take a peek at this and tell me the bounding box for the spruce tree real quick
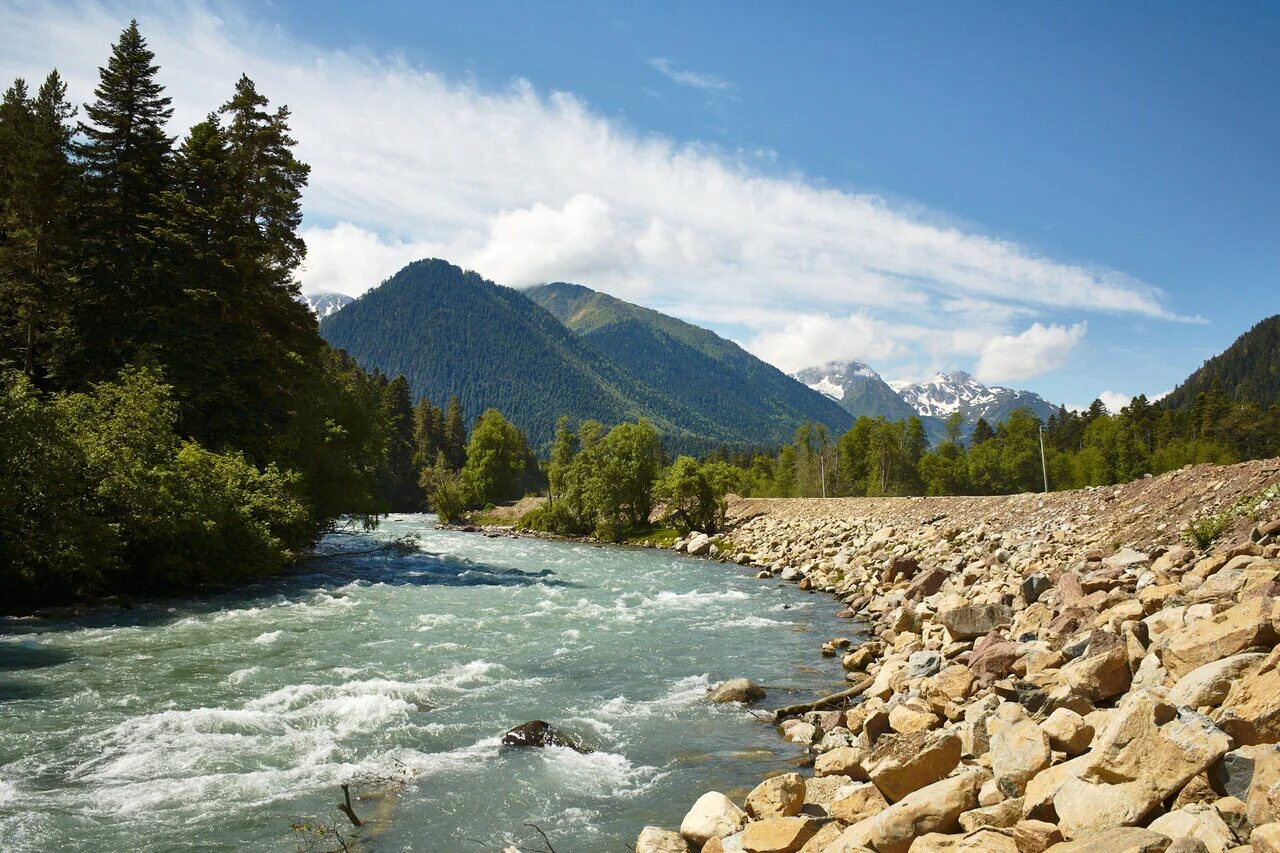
[443,396,467,470]
[73,20,174,383]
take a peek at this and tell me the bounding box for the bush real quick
[1183,513,1233,549]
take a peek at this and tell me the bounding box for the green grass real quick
[622,526,680,547]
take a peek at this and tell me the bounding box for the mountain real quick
[1160,314,1280,411]
[792,361,920,422]
[319,260,845,451]
[894,370,1059,424]
[301,291,354,318]
[526,282,852,446]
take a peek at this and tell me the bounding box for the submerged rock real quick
[708,678,767,704]
[500,720,592,753]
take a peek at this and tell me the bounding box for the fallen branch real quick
[772,675,872,721]
[336,784,362,827]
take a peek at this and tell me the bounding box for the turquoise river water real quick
[0,514,851,852]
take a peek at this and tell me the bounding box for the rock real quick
[1104,548,1151,569]
[687,533,713,556]
[1041,708,1095,755]
[1013,819,1065,853]
[680,791,748,846]
[1215,649,1280,745]
[794,822,844,853]
[709,679,767,704]
[500,720,591,753]
[1053,691,1232,838]
[781,721,817,744]
[1168,653,1266,709]
[959,797,1024,830]
[746,773,806,819]
[969,631,1022,686]
[906,568,947,601]
[799,774,855,816]
[883,555,919,583]
[827,781,889,824]
[813,746,868,779]
[1043,827,1172,852]
[911,829,1019,852]
[1059,641,1132,702]
[887,699,939,734]
[740,817,818,853]
[867,770,986,853]
[1160,596,1277,679]
[940,603,1014,641]
[1163,840,1209,853]
[989,705,1052,795]
[1023,573,1053,604]
[1146,805,1234,853]
[637,826,693,853]
[1209,744,1280,827]
[1255,823,1280,853]
[909,650,944,680]
[862,728,962,802]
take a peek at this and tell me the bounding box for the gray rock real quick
[939,603,1014,640]
[501,720,592,753]
[708,678,766,704]
[686,533,712,556]
[1022,573,1052,604]
[908,650,943,680]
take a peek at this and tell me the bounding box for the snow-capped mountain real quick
[792,361,920,422]
[301,291,354,318]
[893,370,1059,424]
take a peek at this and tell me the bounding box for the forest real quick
[0,22,409,605]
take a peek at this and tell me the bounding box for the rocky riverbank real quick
[639,458,1280,853]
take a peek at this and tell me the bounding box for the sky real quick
[2,1,1276,409]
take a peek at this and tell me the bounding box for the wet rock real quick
[709,679,767,704]
[500,720,592,753]
[680,791,748,846]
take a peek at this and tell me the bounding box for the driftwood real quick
[772,675,872,721]
[336,784,362,827]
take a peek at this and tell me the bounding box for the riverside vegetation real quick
[631,458,1280,853]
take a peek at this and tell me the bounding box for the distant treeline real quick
[0,22,407,604]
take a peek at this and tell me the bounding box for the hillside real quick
[321,260,749,450]
[526,282,853,445]
[1160,314,1280,411]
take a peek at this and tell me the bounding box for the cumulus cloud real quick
[974,322,1087,383]
[1098,390,1134,413]
[649,57,733,93]
[0,1,1194,381]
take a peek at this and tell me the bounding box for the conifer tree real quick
[443,396,467,470]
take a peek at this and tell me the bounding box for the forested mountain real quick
[526,282,853,445]
[321,260,741,450]
[1160,314,1280,411]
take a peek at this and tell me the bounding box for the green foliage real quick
[655,456,726,534]
[1183,513,1233,550]
[420,453,467,523]
[461,408,535,506]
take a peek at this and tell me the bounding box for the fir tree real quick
[443,396,467,470]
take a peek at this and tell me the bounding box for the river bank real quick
[632,458,1280,853]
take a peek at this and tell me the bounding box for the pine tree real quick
[443,396,467,470]
[72,20,174,383]
[971,417,995,445]
[412,398,444,471]
[376,376,420,510]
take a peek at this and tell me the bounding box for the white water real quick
[0,515,852,851]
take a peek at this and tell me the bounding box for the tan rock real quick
[1215,649,1280,745]
[958,796,1024,830]
[1022,754,1091,820]
[817,818,875,852]
[827,780,889,823]
[1041,708,1094,755]
[1208,744,1280,827]
[1043,826,1172,852]
[740,816,818,853]
[1146,805,1234,853]
[867,770,987,853]
[1254,823,1280,853]
[814,746,868,780]
[1060,643,1132,702]
[681,791,749,845]
[801,774,857,816]
[1168,653,1266,709]
[637,826,693,853]
[746,773,806,819]
[889,699,940,734]
[795,822,844,853]
[1160,596,1277,679]
[1013,819,1064,853]
[989,706,1052,794]
[863,728,962,802]
[910,829,1019,852]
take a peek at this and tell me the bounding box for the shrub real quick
[1183,513,1233,549]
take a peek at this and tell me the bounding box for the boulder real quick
[1145,805,1234,853]
[958,797,1024,830]
[1215,649,1280,745]
[1059,642,1132,702]
[1160,596,1277,679]
[740,817,818,853]
[746,773,806,819]
[1023,573,1053,605]
[799,774,856,816]
[687,533,713,556]
[867,770,986,853]
[1255,823,1280,853]
[969,631,1022,686]
[680,791,748,846]
[908,650,944,680]
[1043,827,1172,852]
[500,720,591,753]
[940,603,1014,641]
[813,746,868,779]
[1013,819,1065,853]
[862,728,962,802]
[888,699,939,735]
[988,705,1052,794]
[1168,653,1266,709]
[827,781,889,824]
[1209,744,1280,827]
[793,822,844,853]
[906,568,947,602]
[637,826,693,853]
[1041,708,1094,755]
[709,679,767,704]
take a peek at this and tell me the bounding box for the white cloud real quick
[1097,390,1133,413]
[0,2,1195,381]
[649,57,733,94]
[974,322,1087,383]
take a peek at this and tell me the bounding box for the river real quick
[0,514,852,852]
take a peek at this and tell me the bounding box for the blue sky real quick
[3,1,1277,409]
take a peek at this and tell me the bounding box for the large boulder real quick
[739,816,818,853]
[680,791,748,846]
[687,533,713,556]
[866,770,987,853]
[637,826,693,853]
[1059,641,1132,702]
[1214,648,1280,745]
[1168,652,1266,709]
[862,728,961,802]
[1159,596,1277,679]
[813,746,868,779]
[1145,805,1234,853]
[827,781,889,824]
[709,679,767,704]
[1209,743,1280,827]
[1041,708,1094,755]
[989,705,1052,794]
[939,603,1014,641]
[500,720,591,753]
[1043,827,1172,852]
[746,773,806,819]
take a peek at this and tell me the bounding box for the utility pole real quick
[819,451,827,498]
[1038,425,1049,493]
